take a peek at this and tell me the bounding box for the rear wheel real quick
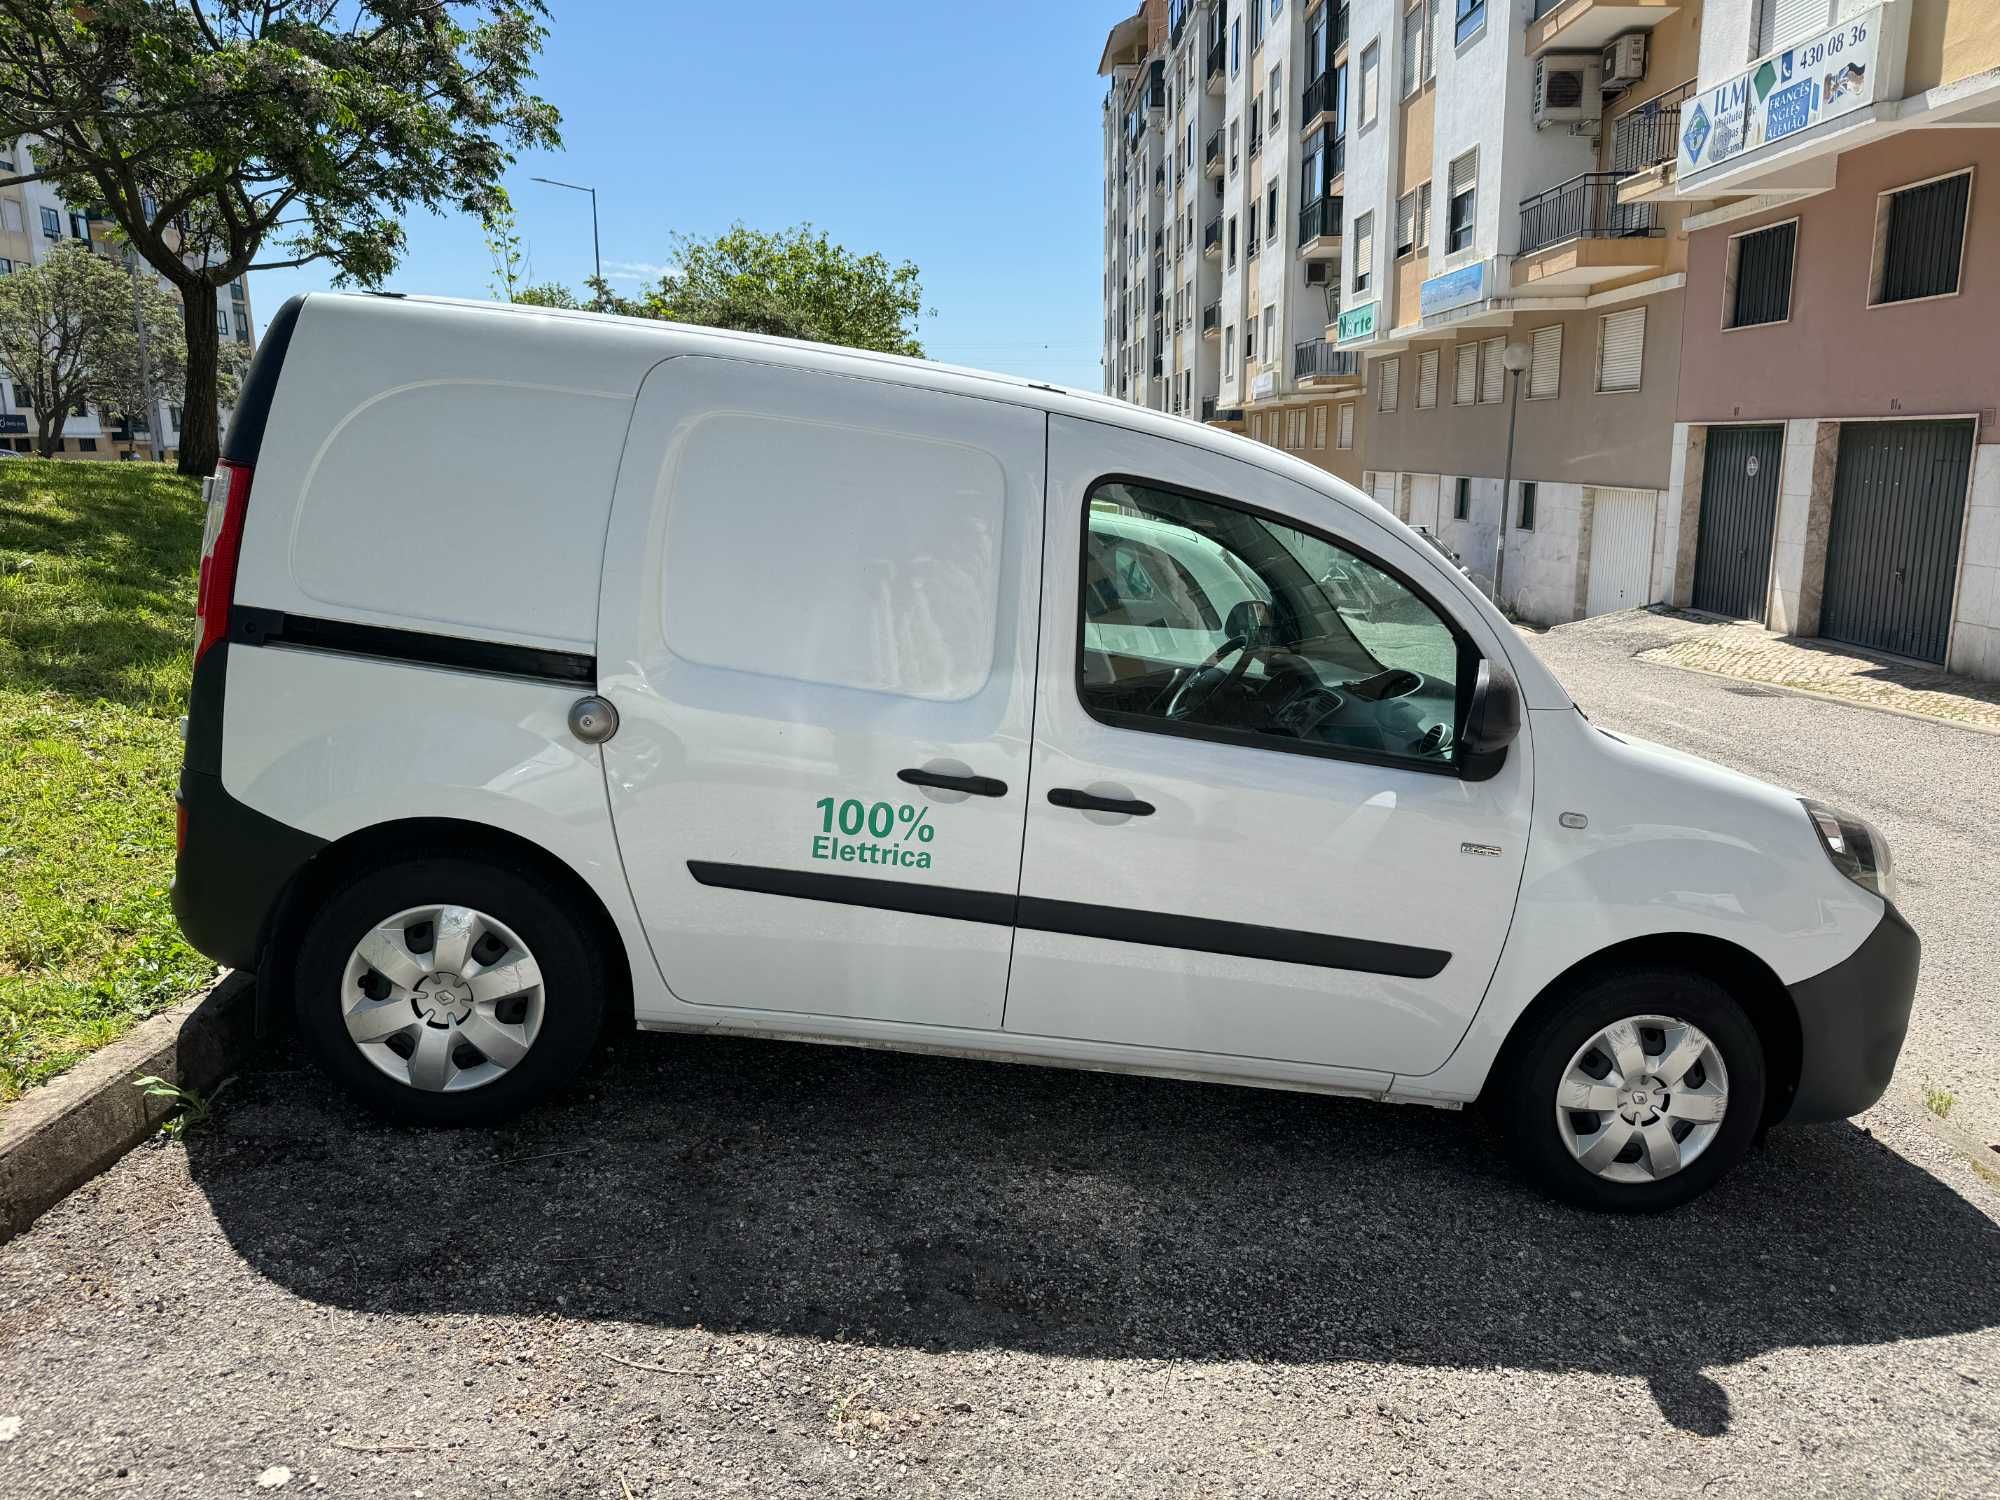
[293,853,606,1125]
[1498,966,1765,1212]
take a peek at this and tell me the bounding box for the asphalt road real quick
[2,613,1997,1499]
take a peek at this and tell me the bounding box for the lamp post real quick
[1495,340,1533,611]
[530,176,601,302]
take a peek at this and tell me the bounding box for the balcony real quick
[1202,301,1221,337]
[1294,339,1362,387]
[1526,0,1680,60]
[1301,72,1338,133]
[1610,79,1694,202]
[1514,171,1666,290]
[1203,217,1223,258]
[1205,38,1226,93]
[1248,118,1262,160]
[1298,194,1342,258]
[1204,129,1224,179]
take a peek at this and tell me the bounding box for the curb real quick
[0,972,259,1244]
[1634,653,2000,738]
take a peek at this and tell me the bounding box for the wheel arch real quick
[1476,933,1802,1125]
[255,816,635,1038]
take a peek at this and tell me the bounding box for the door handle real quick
[1048,787,1156,817]
[898,768,1008,798]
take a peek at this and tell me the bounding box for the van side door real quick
[596,355,1045,1031]
[1006,414,1532,1079]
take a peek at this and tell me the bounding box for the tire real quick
[1497,965,1766,1213]
[293,852,607,1126]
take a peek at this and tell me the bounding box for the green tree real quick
[0,1,562,475]
[0,241,192,457]
[485,198,530,303]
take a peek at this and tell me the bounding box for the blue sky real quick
[252,1,1128,392]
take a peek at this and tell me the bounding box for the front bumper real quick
[1783,900,1920,1124]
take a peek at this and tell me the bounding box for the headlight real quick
[1803,800,1895,903]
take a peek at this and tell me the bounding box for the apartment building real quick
[1657,0,2000,681]
[0,134,255,461]
[1100,1,1366,487]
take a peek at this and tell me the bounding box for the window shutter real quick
[1755,0,1824,57]
[1417,349,1439,408]
[1597,307,1645,392]
[1354,212,1374,288]
[1528,323,1562,399]
[1449,151,1478,201]
[1396,191,1416,255]
[1416,182,1432,249]
[1338,402,1355,447]
[1402,6,1421,96]
[1314,405,1329,448]
[1361,44,1379,122]
[1379,357,1401,412]
[1454,344,1477,405]
[1423,0,1439,82]
[1731,220,1796,326]
[1480,337,1505,402]
[1879,171,1971,304]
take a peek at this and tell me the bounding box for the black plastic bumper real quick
[1783,899,1920,1124]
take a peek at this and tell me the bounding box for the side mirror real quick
[1460,660,1521,782]
[1223,598,1276,649]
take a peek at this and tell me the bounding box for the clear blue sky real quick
[251,1,1128,392]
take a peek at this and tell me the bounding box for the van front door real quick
[596,356,1044,1030]
[1005,415,1532,1078]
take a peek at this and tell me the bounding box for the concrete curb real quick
[1635,653,2000,738]
[0,972,259,1244]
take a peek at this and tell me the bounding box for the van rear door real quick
[596,355,1045,1030]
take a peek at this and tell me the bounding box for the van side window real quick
[1078,480,1463,770]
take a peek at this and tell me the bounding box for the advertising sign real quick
[1252,369,1276,400]
[1420,262,1486,321]
[0,414,26,436]
[1336,301,1378,344]
[1679,7,1883,179]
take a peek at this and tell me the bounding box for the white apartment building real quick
[0,133,255,460]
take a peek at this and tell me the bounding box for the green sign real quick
[1337,301,1378,344]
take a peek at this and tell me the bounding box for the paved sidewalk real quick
[1565,609,2000,732]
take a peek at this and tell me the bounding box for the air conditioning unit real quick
[1533,54,1603,127]
[1601,34,1647,92]
[1303,261,1330,286]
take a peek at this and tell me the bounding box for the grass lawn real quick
[0,458,217,1104]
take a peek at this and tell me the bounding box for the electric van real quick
[173,293,1918,1211]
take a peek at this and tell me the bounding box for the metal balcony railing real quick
[1204,129,1223,172]
[1201,302,1220,335]
[1294,339,1361,381]
[1530,0,1569,20]
[1611,80,1696,175]
[1518,172,1663,255]
[1201,396,1217,422]
[1302,71,1337,125]
[1335,3,1350,50]
[1298,194,1342,243]
[1206,39,1226,84]
[1203,217,1223,254]
[1248,118,1263,158]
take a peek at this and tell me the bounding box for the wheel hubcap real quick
[1555,1014,1730,1185]
[340,903,545,1094]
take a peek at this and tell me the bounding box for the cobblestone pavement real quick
[1608,608,2000,731]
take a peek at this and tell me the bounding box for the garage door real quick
[1407,474,1441,532]
[1820,420,1974,664]
[1692,425,1783,622]
[1372,472,1398,518]
[1584,487,1657,616]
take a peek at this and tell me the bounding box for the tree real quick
[0,241,192,457]
[0,2,562,475]
[485,198,530,303]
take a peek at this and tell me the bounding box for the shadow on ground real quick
[187,1029,2000,1437]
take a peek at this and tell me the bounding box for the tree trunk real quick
[35,410,59,458]
[178,280,222,476]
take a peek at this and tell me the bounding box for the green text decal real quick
[812,797,937,870]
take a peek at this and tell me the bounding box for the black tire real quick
[1497,965,1766,1213]
[293,852,607,1126]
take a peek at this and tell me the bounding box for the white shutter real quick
[1396,191,1416,255]
[1361,43,1379,123]
[1756,0,1825,57]
[1528,323,1562,399]
[1402,5,1421,97]
[1294,409,1309,448]
[1449,150,1478,200]
[1481,337,1506,403]
[0,199,20,234]
[1454,344,1477,405]
[1379,356,1400,412]
[1314,405,1329,448]
[1422,0,1439,83]
[1338,402,1355,448]
[1354,212,1374,290]
[1597,307,1646,392]
[1417,349,1439,409]
[1416,182,1432,249]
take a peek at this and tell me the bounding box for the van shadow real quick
[185,1032,2000,1437]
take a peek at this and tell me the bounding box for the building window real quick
[1231,16,1241,73]
[1267,181,1279,234]
[1447,150,1477,252]
[0,199,21,233]
[1754,0,1823,59]
[1453,343,1477,405]
[234,310,250,342]
[12,383,30,408]
[1455,0,1486,45]
[1517,481,1537,531]
[1353,211,1373,293]
[1416,348,1439,409]
[1263,304,1277,358]
[1396,190,1417,258]
[1227,214,1237,267]
[1225,327,1236,375]
[1360,42,1380,126]
[1270,65,1283,125]
[1229,121,1240,175]
[78,437,97,452]
[1378,356,1400,412]
[0,257,10,276]
[1402,4,1423,97]
[1454,475,1471,519]
[1727,219,1796,328]
[1527,324,1561,399]
[1245,319,1257,361]
[1314,405,1328,448]
[1480,336,1505,402]
[1248,201,1260,254]
[40,205,60,238]
[1596,306,1646,392]
[69,211,90,242]
[1337,402,1355,448]
[1872,169,1972,306]
[1416,181,1432,251]
[230,280,245,303]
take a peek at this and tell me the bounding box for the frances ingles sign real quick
[1679,7,1883,180]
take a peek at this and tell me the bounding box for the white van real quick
[174,293,1917,1212]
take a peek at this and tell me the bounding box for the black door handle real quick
[898,768,1008,798]
[1048,787,1156,817]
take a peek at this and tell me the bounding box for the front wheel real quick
[1497,966,1766,1212]
[293,853,607,1125]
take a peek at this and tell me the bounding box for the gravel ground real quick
[2,610,1998,1499]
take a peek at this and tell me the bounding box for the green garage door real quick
[1692,426,1784,622]
[1820,421,1974,664]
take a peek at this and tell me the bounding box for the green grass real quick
[0,458,218,1103]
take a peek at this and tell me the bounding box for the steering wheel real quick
[1163,634,1258,721]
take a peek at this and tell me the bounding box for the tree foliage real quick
[0,1,561,472]
[0,241,200,456]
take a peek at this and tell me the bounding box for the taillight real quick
[195,460,253,662]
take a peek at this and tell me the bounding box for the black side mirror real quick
[1460,660,1521,782]
[1222,598,1276,649]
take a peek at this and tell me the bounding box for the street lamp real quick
[1495,340,1533,611]
[529,176,601,301]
